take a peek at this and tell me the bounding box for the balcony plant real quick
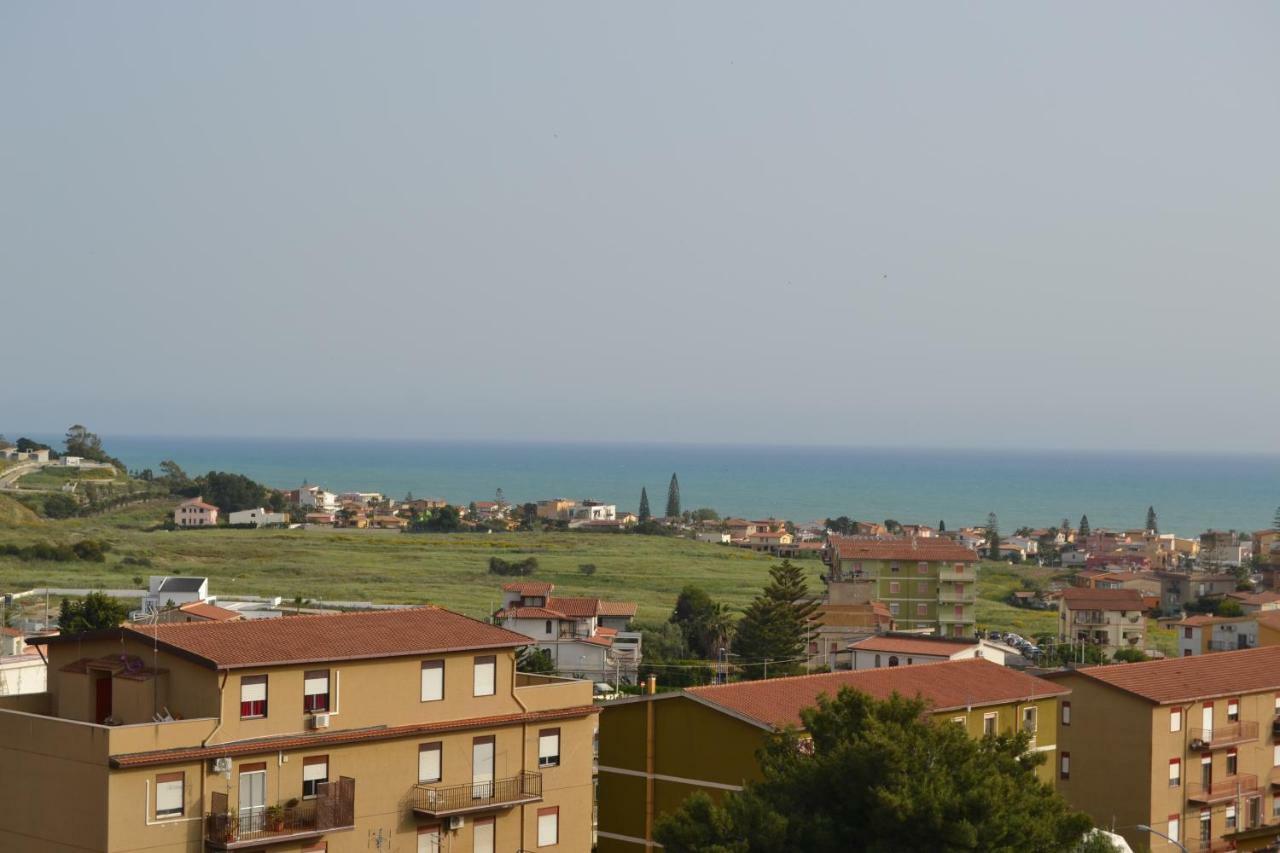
[220,811,237,843]
[266,804,285,831]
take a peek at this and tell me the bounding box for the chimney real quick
[646,674,657,695]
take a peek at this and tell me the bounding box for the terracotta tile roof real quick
[34,607,530,670]
[597,600,637,618]
[545,597,604,618]
[1256,611,1280,631]
[1057,587,1145,610]
[176,602,242,622]
[830,537,978,563]
[1066,646,1280,704]
[110,704,599,768]
[496,606,567,620]
[501,582,555,595]
[847,635,978,656]
[1226,591,1280,605]
[0,627,21,637]
[1171,614,1242,628]
[684,659,1067,729]
[179,497,219,511]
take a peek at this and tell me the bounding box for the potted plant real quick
[266,804,285,831]
[221,811,238,843]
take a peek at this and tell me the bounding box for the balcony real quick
[1188,721,1259,750]
[205,778,355,849]
[1186,773,1259,805]
[1072,613,1109,626]
[937,611,974,624]
[937,589,976,603]
[938,567,973,582]
[411,771,542,818]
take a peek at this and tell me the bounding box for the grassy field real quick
[975,563,1062,638]
[14,466,125,490]
[0,501,801,622]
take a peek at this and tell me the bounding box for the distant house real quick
[304,511,336,525]
[297,485,338,511]
[368,514,407,529]
[227,507,286,527]
[173,497,218,528]
[848,633,1008,670]
[695,531,731,544]
[1224,590,1280,614]
[142,576,210,614]
[566,501,616,524]
[1056,587,1147,656]
[0,628,47,696]
[743,530,794,551]
[536,498,576,520]
[806,600,892,670]
[2,448,49,463]
[154,601,243,624]
[495,582,641,682]
[1173,614,1259,656]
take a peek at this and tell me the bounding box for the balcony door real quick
[472,737,494,800]
[1201,703,1213,740]
[238,765,267,834]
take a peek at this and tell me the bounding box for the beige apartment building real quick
[1048,647,1280,852]
[0,607,597,853]
[1056,587,1147,657]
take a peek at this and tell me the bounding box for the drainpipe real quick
[512,656,529,852]
[201,670,229,748]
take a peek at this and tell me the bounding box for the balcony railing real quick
[411,771,542,818]
[1072,614,1110,625]
[937,611,974,624]
[205,777,355,849]
[937,590,976,603]
[1188,721,1259,750]
[938,568,972,582]
[1186,773,1259,805]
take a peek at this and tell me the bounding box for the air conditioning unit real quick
[310,713,330,729]
[211,757,232,774]
[448,815,465,831]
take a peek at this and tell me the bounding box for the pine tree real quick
[1146,506,1158,535]
[1060,517,1071,537]
[985,512,1000,560]
[938,520,946,533]
[731,560,820,679]
[666,473,681,519]
[1079,514,1090,538]
[638,487,651,522]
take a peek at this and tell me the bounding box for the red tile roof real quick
[597,601,638,618]
[1065,646,1280,704]
[179,497,219,511]
[830,537,978,563]
[501,582,555,595]
[34,607,530,670]
[176,602,242,622]
[1226,590,1280,605]
[496,606,568,620]
[0,627,21,638]
[847,635,979,656]
[546,597,605,618]
[684,659,1067,729]
[1057,587,1145,610]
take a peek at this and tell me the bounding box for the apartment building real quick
[1048,647,1280,852]
[0,607,596,852]
[1056,587,1147,657]
[826,537,979,636]
[596,658,1068,852]
[1175,614,1260,657]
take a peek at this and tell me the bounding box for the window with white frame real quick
[1226,803,1237,831]
[1170,707,1181,733]
[418,825,441,853]
[1169,758,1181,787]
[889,581,900,594]
[1228,698,1239,722]
[539,728,561,768]
[1061,701,1071,726]
[155,772,184,818]
[474,655,496,697]
[1167,815,1180,844]
[1060,752,1070,780]
[537,806,559,847]
[240,675,267,719]
[418,742,442,783]
[916,603,927,616]
[302,756,328,798]
[983,713,997,736]
[303,670,330,713]
[917,561,928,575]
[420,660,444,702]
[889,602,900,616]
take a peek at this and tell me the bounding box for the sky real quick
[3,3,1278,451]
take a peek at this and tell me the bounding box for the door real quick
[417,826,441,853]
[93,673,112,723]
[472,737,494,799]
[1201,703,1213,740]
[238,768,266,834]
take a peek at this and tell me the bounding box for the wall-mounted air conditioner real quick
[211,757,232,773]
[310,713,330,729]
[448,815,465,831]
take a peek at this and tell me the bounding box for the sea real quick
[31,435,1280,535]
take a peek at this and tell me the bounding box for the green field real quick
[974,563,1062,638]
[14,466,125,490]
[0,501,800,622]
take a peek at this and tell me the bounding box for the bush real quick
[579,563,597,576]
[42,493,80,519]
[488,556,539,576]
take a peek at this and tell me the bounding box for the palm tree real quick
[697,603,736,657]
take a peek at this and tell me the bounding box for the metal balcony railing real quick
[205,777,355,849]
[1185,773,1259,805]
[1188,721,1259,750]
[411,771,542,817]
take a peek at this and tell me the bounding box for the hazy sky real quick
[4,3,1278,451]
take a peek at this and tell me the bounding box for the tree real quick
[691,508,720,522]
[1146,506,1158,535]
[654,690,1096,853]
[64,424,121,467]
[938,520,946,533]
[157,460,191,490]
[883,519,902,535]
[409,504,461,532]
[666,473,681,519]
[42,493,79,519]
[637,620,688,660]
[1060,517,1071,537]
[1274,506,1280,532]
[58,592,130,634]
[638,487,652,523]
[579,563,597,576]
[195,471,269,515]
[825,516,856,535]
[1111,647,1148,663]
[671,585,717,656]
[732,561,820,679]
[15,437,51,453]
[517,647,557,675]
[985,513,1001,561]
[1078,515,1090,538]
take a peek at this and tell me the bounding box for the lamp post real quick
[1136,824,1188,853]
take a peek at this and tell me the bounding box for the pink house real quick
[174,497,218,527]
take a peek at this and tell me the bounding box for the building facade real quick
[174,497,219,527]
[0,607,596,853]
[1056,587,1147,657]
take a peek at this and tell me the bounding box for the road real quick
[0,461,41,491]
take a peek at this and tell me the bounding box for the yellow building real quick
[0,607,596,853]
[596,658,1068,852]
[1047,646,1280,852]
[1056,587,1148,657]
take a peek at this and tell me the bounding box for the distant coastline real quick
[15,434,1275,534]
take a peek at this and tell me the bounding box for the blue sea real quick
[34,435,1280,535]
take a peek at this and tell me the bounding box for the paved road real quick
[0,461,41,490]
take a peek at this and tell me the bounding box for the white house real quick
[228,508,287,527]
[848,633,1008,670]
[60,456,84,467]
[0,628,48,696]
[495,582,640,683]
[1173,614,1259,657]
[695,531,731,544]
[298,485,338,510]
[142,576,210,614]
[566,501,617,523]
[2,447,49,463]
[1060,550,1090,568]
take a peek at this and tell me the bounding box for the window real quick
[1022,706,1037,735]
[240,675,267,719]
[537,806,559,847]
[1169,758,1181,787]
[302,756,328,798]
[1273,795,1280,819]
[474,655,496,697]
[983,713,997,736]
[1061,701,1071,726]
[473,818,495,853]
[1170,707,1182,733]
[916,581,928,594]
[420,660,444,702]
[1184,627,1193,639]
[303,670,330,713]
[1167,815,1179,845]
[890,562,900,573]
[889,603,900,616]
[1226,803,1237,831]
[1275,693,1280,714]
[544,620,552,635]
[874,654,881,667]
[303,844,327,853]
[917,561,929,575]
[1060,752,1070,780]
[951,715,966,725]
[1228,698,1239,722]
[539,728,561,768]
[1199,809,1211,843]
[1227,748,1238,776]
[916,603,927,616]
[889,581,901,594]
[155,772,184,818]
[418,742,442,783]
[888,656,899,667]
[418,824,442,853]
[1274,744,1280,767]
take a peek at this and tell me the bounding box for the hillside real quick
[0,493,42,526]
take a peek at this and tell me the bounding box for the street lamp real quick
[1136,824,1188,853]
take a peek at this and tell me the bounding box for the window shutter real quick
[537,807,559,846]
[303,756,328,782]
[304,672,329,696]
[418,743,441,783]
[474,656,496,697]
[241,678,266,703]
[539,729,560,765]
[155,773,184,816]
[421,661,444,702]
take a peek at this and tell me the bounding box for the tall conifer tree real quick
[666,473,681,519]
[985,512,1000,560]
[1079,514,1091,538]
[1146,506,1158,534]
[638,487,651,522]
